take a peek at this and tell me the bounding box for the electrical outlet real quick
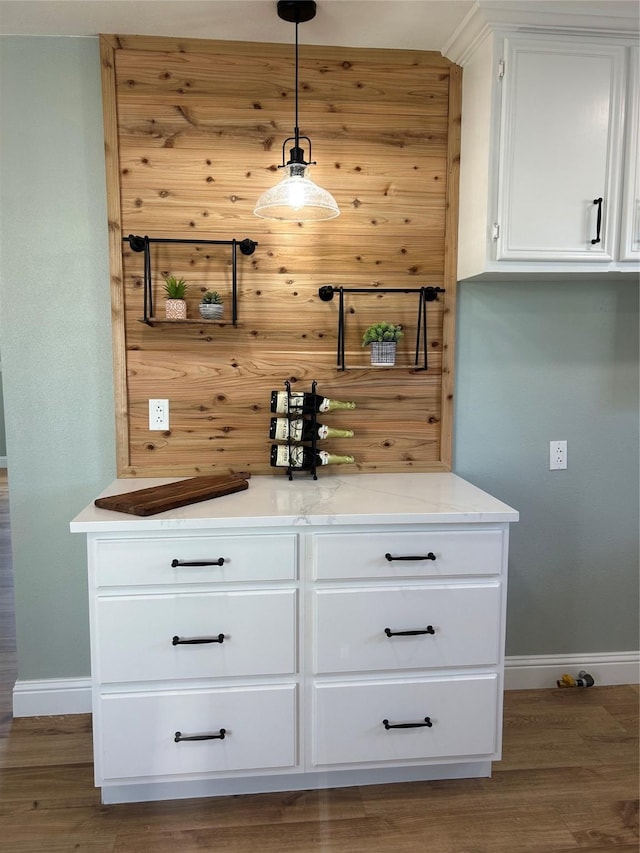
[149,399,169,431]
[549,440,567,470]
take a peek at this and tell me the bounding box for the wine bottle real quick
[269,418,354,442]
[270,445,355,469]
[270,391,356,415]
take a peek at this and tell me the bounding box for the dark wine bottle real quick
[270,445,355,469]
[269,418,354,442]
[270,391,356,415]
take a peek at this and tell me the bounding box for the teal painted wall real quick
[455,281,639,655]
[0,37,116,679]
[0,372,6,458]
[0,36,637,681]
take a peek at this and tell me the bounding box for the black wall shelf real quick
[317,285,445,371]
[123,235,258,327]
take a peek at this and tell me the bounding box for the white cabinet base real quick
[72,473,517,806]
[100,760,493,805]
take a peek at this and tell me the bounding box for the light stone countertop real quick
[70,473,518,533]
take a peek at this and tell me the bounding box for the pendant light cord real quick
[294,20,300,150]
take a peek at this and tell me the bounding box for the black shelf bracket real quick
[124,235,258,326]
[317,285,445,371]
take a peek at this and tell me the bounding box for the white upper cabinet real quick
[444,3,639,280]
[619,46,640,260]
[497,38,625,264]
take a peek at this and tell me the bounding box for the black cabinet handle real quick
[172,634,225,645]
[383,717,432,730]
[384,626,435,637]
[174,729,226,742]
[591,197,603,245]
[171,558,225,567]
[385,552,436,562]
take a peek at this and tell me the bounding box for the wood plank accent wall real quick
[100,34,461,477]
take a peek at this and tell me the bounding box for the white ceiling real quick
[0,1,637,53]
[0,0,476,51]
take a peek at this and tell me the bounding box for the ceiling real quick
[0,0,475,52]
[0,1,636,53]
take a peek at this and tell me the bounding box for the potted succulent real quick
[199,290,224,320]
[362,322,404,366]
[163,276,188,320]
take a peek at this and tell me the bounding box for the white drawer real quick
[99,684,297,780]
[313,529,503,580]
[94,534,297,587]
[312,675,498,766]
[313,584,501,673]
[96,590,297,682]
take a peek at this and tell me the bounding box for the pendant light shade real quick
[254,163,340,221]
[254,0,339,221]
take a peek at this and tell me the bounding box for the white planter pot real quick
[370,341,397,366]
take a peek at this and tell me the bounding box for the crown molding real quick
[443,0,640,64]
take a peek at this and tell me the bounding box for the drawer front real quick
[99,684,297,780]
[314,584,501,673]
[96,590,296,682]
[313,530,503,580]
[94,534,297,587]
[312,675,498,766]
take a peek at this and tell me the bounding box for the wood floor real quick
[0,471,637,852]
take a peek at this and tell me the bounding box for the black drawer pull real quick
[384,626,435,637]
[591,197,603,245]
[174,729,226,742]
[172,634,225,645]
[385,552,436,562]
[171,558,225,567]
[383,717,432,730]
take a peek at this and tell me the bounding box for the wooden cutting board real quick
[94,475,249,516]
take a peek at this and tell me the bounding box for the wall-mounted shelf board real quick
[139,319,244,327]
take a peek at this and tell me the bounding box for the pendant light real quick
[254,0,339,221]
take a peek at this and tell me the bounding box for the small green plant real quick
[200,290,223,304]
[163,276,188,299]
[362,322,404,346]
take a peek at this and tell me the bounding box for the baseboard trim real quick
[12,677,92,717]
[12,653,639,716]
[0,457,7,468]
[505,651,640,690]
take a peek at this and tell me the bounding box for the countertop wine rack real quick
[280,380,319,480]
[318,285,445,371]
[124,234,258,326]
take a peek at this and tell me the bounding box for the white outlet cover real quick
[549,440,567,470]
[149,399,169,430]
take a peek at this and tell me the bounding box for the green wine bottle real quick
[270,391,356,415]
[269,418,354,442]
[270,445,355,469]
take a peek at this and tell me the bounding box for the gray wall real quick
[0,36,637,681]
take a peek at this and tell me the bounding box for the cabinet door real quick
[312,675,498,766]
[497,38,625,262]
[620,47,640,260]
[99,684,297,780]
[313,584,502,673]
[96,590,297,682]
[313,529,504,581]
